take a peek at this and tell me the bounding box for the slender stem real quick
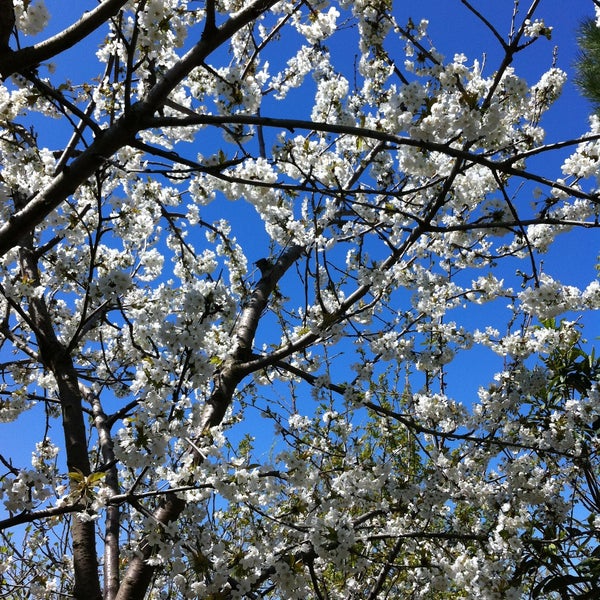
[89,391,120,600]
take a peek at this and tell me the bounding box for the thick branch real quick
[114,493,186,600]
[90,391,120,600]
[17,220,101,599]
[0,0,281,259]
[0,117,138,256]
[199,244,305,430]
[0,501,86,530]
[0,0,129,78]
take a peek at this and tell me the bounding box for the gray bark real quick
[17,218,101,599]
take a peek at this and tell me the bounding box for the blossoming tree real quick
[1,0,600,598]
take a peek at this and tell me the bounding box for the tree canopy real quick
[0,1,600,599]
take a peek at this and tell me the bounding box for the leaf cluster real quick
[575,18,600,113]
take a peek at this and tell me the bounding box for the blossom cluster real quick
[0,1,599,599]
[13,0,50,36]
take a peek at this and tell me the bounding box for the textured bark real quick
[0,0,14,50]
[199,244,305,430]
[0,0,129,77]
[17,239,101,598]
[91,394,121,600]
[114,493,186,600]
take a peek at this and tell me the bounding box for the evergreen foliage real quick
[576,17,600,111]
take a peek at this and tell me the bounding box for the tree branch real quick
[199,243,305,431]
[113,492,186,600]
[0,501,87,530]
[0,0,282,259]
[143,113,600,202]
[0,0,130,78]
[89,390,121,600]
[16,196,101,599]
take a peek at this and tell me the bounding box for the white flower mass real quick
[0,1,599,599]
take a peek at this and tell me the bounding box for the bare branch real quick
[0,501,87,531]
[89,390,120,600]
[0,0,130,78]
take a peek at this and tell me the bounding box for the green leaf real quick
[67,468,84,483]
[87,471,106,485]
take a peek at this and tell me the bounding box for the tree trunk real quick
[17,233,101,600]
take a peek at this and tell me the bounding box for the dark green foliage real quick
[575,17,600,113]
